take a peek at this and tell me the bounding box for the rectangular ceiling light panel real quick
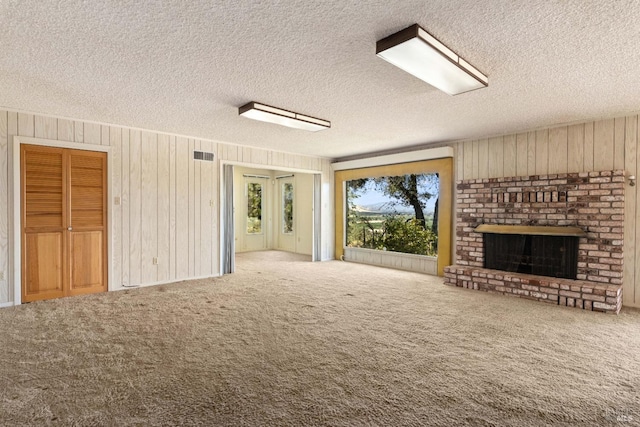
[239,102,330,132]
[376,24,488,95]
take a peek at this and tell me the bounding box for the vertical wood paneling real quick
[74,121,84,143]
[527,132,536,176]
[121,130,130,286]
[343,249,437,275]
[548,126,568,174]
[110,127,122,287]
[141,132,158,283]
[6,113,16,303]
[84,123,101,145]
[535,129,549,175]
[254,148,268,165]
[101,125,110,146]
[456,142,463,181]
[614,117,626,170]
[227,144,239,162]
[0,111,7,303]
[584,121,594,171]
[567,124,584,173]
[220,144,228,161]
[157,134,170,282]
[57,119,74,142]
[242,147,252,164]
[624,116,637,304]
[223,144,232,161]
[503,135,516,178]
[176,137,190,278]
[594,119,614,171]
[200,140,213,275]
[169,136,177,280]
[34,116,57,139]
[477,139,489,178]
[194,141,202,275]
[8,112,17,135]
[18,113,34,137]
[188,139,195,276]
[633,116,640,306]
[516,133,528,177]
[210,142,219,273]
[471,140,479,178]
[488,136,504,178]
[128,130,142,286]
[463,141,473,180]
[272,151,282,168]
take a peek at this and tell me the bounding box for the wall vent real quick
[194,151,214,161]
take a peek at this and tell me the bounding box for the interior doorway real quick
[222,164,320,274]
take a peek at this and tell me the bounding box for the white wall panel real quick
[0,112,7,303]
[344,248,437,275]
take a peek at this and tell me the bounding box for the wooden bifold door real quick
[21,144,108,303]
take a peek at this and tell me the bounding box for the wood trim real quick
[15,136,110,152]
[334,157,453,276]
[474,224,587,237]
[332,147,453,171]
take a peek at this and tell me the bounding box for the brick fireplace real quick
[444,170,625,314]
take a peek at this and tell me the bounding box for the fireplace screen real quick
[483,233,579,279]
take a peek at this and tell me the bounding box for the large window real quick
[346,173,439,256]
[334,157,453,276]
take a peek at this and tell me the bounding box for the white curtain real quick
[313,173,321,262]
[222,164,235,274]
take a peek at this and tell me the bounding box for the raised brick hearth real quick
[445,170,625,314]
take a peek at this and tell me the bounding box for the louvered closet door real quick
[22,145,66,302]
[21,145,107,302]
[67,149,107,296]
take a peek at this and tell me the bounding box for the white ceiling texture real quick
[1,1,640,159]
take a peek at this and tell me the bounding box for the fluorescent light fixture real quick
[239,102,331,132]
[376,24,488,95]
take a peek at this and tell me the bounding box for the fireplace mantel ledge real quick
[474,224,587,237]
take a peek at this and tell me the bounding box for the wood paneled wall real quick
[453,116,640,307]
[0,110,331,305]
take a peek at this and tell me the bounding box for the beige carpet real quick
[1,251,639,426]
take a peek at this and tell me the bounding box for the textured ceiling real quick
[1,1,640,159]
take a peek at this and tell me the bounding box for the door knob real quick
[68,227,73,231]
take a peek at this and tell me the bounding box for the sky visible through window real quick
[350,179,437,212]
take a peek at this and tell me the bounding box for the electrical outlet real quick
[0,272,4,280]
[114,196,121,205]
[153,257,158,265]
[210,199,214,207]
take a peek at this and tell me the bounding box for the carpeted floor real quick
[1,251,639,426]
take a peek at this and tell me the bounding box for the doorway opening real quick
[221,164,321,274]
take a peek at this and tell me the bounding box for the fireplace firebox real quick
[483,234,579,279]
[477,225,585,280]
